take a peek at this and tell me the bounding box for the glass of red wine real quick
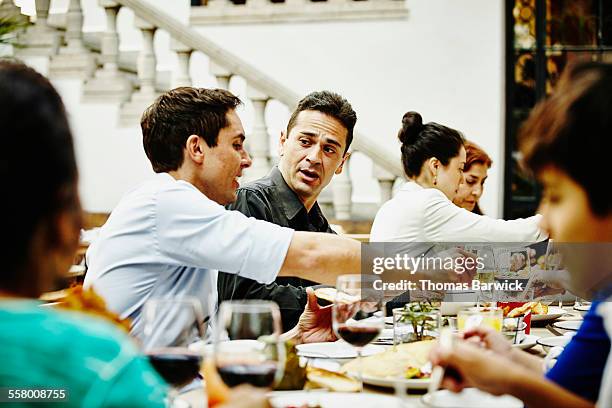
[142,297,205,407]
[214,300,284,390]
[332,274,384,391]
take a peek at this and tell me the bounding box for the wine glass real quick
[332,274,384,391]
[214,300,284,389]
[142,297,206,408]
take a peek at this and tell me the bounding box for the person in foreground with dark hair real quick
[219,90,356,331]
[0,59,169,407]
[452,140,492,215]
[84,87,360,342]
[430,62,612,408]
[370,111,546,242]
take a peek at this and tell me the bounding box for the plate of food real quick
[296,342,384,359]
[502,301,566,322]
[342,340,434,389]
[268,391,399,408]
[313,287,358,305]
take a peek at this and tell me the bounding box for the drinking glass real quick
[457,306,503,332]
[142,297,206,407]
[214,300,284,389]
[332,274,384,391]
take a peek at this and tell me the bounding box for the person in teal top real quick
[0,301,167,407]
[0,60,167,407]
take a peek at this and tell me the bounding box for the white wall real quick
[16,0,505,217]
[193,0,506,216]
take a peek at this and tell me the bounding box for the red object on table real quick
[498,302,532,334]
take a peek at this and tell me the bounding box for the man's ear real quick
[185,134,206,164]
[278,130,287,157]
[335,151,351,175]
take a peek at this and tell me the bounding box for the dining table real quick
[179,305,585,408]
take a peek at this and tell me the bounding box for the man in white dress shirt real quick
[84,88,360,340]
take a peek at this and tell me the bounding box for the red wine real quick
[337,325,381,347]
[146,350,202,388]
[217,363,277,388]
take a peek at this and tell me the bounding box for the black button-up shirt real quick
[219,167,335,331]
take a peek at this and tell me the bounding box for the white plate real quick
[422,388,523,408]
[530,306,567,321]
[553,320,582,331]
[296,342,385,359]
[574,304,590,317]
[512,334,539,350]
[537,335,573,353]
[268,391,399,408]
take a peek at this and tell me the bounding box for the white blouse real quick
[370,182,547,242]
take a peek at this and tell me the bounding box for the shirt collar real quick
[269,167,326,223]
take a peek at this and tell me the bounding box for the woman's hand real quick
[462,326,513,356]
[429,339,527,396]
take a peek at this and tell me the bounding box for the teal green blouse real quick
[0,300,167,407]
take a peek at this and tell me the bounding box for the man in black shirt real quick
[220,91,357,330]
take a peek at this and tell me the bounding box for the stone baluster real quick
[332,153,352,220]
[373,164,396,205]
[171,39,192,88]
[119,17,158,126]
[0,0,22,18]
[243,86,271,182]
[83,1,132,102]
[209,60,231,89]
[13,0,60,57]
[49,0,95,79]
[284,0,307,6]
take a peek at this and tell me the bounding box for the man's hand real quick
[462,326,513,356]
[281,287,336,344]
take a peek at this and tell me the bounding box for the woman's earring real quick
[433,175,437,185]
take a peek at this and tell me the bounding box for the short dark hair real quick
[0,59,79,292]
[520,61,612,216]
[397,111,465,178]
[286,91,357,153]
[141,87,242,173]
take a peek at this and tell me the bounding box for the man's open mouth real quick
[299,168,320,183]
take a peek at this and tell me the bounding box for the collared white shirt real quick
[84,173,294,339]
[370,182,547,242]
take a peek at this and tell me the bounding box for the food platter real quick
[530,306,567,322]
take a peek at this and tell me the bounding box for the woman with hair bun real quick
[370,111,546,242]
[453,141,492,214]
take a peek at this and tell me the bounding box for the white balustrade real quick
[373,164,396,205]
[332,153,352,220]
[49,0,95,79]
[209,60,231,89]
[244,86,271,181]
[14,0,60,57]
[83,0,133,102]
[119,17,158,126]
[171,39,192,88]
